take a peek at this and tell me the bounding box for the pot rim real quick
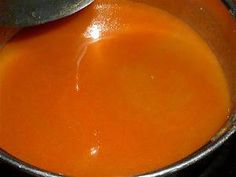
[0,115,236,177]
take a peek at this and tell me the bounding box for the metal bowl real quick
[0,0,236,176]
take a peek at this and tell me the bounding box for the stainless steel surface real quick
[223,0,236,16]
[0,0,94,27]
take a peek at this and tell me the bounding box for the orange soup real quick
[0,0,230,176]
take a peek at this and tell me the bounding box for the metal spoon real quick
[0,0,94,27]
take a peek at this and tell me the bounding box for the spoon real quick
[0,0,94,27]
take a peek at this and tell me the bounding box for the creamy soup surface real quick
[0,0,230,176]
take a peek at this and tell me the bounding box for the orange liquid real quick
[0,0,230,176]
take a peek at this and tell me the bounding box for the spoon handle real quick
[0,0,94,27]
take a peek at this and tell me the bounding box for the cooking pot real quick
[0,0,235,176]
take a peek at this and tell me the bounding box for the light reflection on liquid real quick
[74,2,122,96]
[75,45,88,92]
[90,130,101,157]
[84,24,101,41]
[90,146,100,156]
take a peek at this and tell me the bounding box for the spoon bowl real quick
[0,0,94,27]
